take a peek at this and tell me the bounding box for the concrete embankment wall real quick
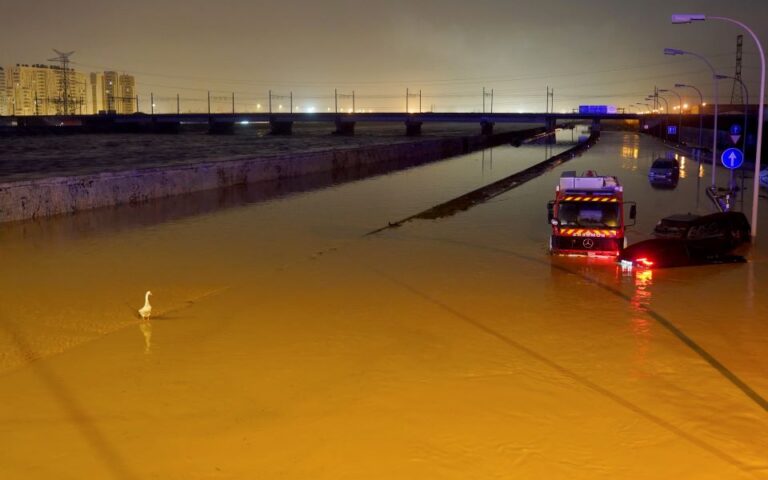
[0,129,541,224]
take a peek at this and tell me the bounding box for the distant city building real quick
[89,72,105,114]
[118,73,136,114]
[90,71,137,114]
[0,63,137,116]
[1,63,86,115]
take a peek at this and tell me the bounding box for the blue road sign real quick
[730,124,742,135]
[721,147,744,169]
[667,125,677,135]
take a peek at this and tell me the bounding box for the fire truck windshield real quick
[557,202,620,228]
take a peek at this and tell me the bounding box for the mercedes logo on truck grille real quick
[582,238,595,249]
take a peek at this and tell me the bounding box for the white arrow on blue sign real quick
[730,124,742,135]
[721,147,744,170]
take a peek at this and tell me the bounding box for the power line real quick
[70,51,741,89]
[731,35,744,104]
[48,49,75,115]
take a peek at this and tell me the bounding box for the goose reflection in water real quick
[139,320,152,354]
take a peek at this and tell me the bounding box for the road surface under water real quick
[1,129,767,479]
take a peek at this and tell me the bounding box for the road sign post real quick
[721,147,744,169]
[730,124,742,145]
[721,147,744,193]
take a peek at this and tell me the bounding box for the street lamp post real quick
[648,95,669,140]
[658,95,670,141]
[672,14,765,238]
[675,83,705,149]
[636,102,652,113]
[665,47,720,187]
[660,89,683,142]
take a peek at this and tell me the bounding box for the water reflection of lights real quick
[621,146,640,160]
[699,164,705,178]
[629,268,653,377]
[679,156,687,179]
[620,135,640,171]
[635,269,653,285]
[139,320,152,354]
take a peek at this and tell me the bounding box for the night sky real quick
[2,0,767,112]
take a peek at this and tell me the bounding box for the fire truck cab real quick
[547,171,636,256]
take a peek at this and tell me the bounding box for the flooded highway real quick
[1,128,767,479]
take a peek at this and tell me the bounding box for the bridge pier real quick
[208,121,235,135]
[480,121,494,135]
[334,120,356,136]
[590,119,601,133]
[405,120,423,136]
[545,117,557,132]
[270,120,293,135]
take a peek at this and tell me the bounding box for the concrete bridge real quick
[2,111,645,136]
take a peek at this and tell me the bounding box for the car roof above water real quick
[651,158,679,168]
[660,213,700,224]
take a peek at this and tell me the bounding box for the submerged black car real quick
[653,211,751,248]
[620,212,751,268]
[620,238,747,268]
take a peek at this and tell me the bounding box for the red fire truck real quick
[547,171,636,256]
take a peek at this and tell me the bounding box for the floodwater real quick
[0,122,533,181]
[1,129,767,479]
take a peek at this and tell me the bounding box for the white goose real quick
[138,291,153,320]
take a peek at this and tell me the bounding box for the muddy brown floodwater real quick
[1,129,767,479]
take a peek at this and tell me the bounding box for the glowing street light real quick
[671,14,706,23]
[664,47,719,187]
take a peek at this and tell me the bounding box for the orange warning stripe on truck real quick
[558,228,618,237]
[562,196,618,202]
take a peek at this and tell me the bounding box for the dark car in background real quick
[648,157,680,188]
[620,212,751,268]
